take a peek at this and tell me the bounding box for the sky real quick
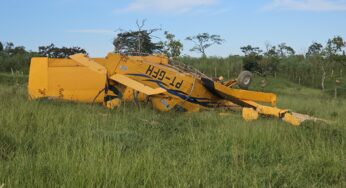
[0,0,346,57]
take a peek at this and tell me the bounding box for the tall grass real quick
[0,74,345,187]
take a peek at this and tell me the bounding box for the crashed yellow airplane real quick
[28,53,320,126]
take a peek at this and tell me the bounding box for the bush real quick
[0,52,32,73]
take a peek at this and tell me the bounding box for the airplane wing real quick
[109,74,167,96]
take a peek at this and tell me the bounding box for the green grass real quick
[0,74,345,187]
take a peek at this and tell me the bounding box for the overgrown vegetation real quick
[0,42,87,74]
[1,32,346,186]
[237,36,346,94]
[1,35,346,96]
[0,74,345,187]
[0,42,34,73]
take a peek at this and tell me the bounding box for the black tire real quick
[237,71,253,89]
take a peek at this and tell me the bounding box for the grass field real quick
[0,73,345,187]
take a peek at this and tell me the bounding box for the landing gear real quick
[237,71,253,89]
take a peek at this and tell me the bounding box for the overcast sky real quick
[1,0,346,57]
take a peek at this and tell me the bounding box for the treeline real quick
[0,42,87,73]
[112,22,345,92]
[1,29,346,94]
[179,53,346,93]
[237,36,346,91]
[0,42,35,73]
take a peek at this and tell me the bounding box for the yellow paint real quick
[28,53,320,126]
[69,54,107,74]
[109,74,167,95]
[213,81,277,106]
[242,108,259,121]
[28,57,106,103]
[105,98,121,109]
[28,57,48,99]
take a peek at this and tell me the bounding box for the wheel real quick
[237,71,253,89]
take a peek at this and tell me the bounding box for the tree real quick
[161,31,183,59]
[264,42,278,57]
[12,46,26,54]
[38,44,87,58]
[186,33,224,57]
[277,43,295,57]
[240,45,263,73]
[263,45,280,76]
[0,42,3,51]
[2,42,27,56]
[4,42,14,52]
[325,36,345,56]
[113,20,163,55]
[240,45,262,56]
[305,38,345,91]
[306,42,323,57]
[113,30,163,54]
[324,36,346,69]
